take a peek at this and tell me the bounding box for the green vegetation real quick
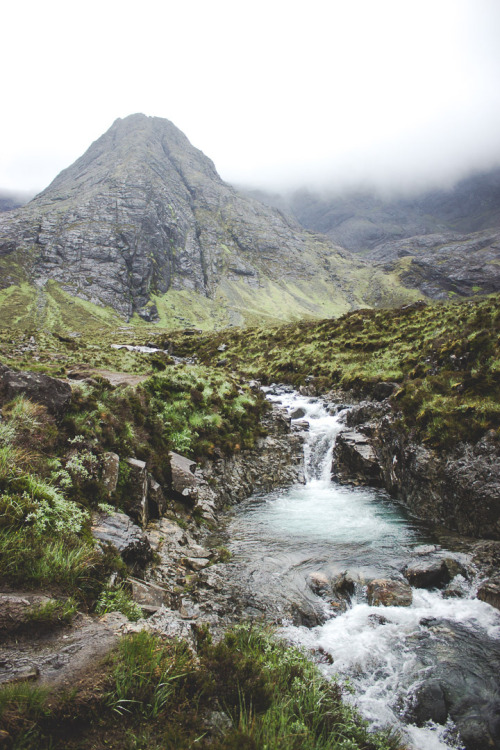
[181,294,500,448]
[0,354,267,608]
[0,624,402,749]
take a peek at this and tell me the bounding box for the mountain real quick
[249,169,500,253]
[364,228,500,299]
[0,115,416,330]
[244,170,500,301]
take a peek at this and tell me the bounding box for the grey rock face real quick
[91,511,153,572]
[333,405,500,540]
[0,114,382,322]
[365,228,500,299]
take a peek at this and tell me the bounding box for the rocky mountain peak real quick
[0,115,417,327]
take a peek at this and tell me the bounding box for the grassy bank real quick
[0,624,403,750]
[0,362,266,610]
[179,294,500,448]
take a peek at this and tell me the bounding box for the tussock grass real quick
[0,625,403,750]
[184,295,500,448]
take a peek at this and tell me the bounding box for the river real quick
[222,388,500,750]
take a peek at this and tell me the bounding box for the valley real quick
[0,114,499,750]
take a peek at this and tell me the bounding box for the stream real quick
[222,388,500,750]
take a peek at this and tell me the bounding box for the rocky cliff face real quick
[365,228,500,299]
[247,170,500,301]
[0,114,410,326]
[332,401,500,540]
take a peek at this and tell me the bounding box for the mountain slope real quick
[253,168,500,253]
[0,114,417,329]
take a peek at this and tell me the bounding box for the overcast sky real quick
[2,0,500,196]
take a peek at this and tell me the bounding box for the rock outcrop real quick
[198,404,305,509]
[365,228,500,300]
[0,363,72,416]
[332,402,500,540]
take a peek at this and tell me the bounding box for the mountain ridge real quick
[0,114,417,329]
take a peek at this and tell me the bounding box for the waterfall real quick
[226,388,500,750]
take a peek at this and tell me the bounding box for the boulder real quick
[333,429,384,486]
[404,560,451,589]
[331,571,356,597]
[91,512,152,573]
[0,364,71,416]
[308,572,330,596]
[101,452,120,497]
[128,577,171,613]
[477,574,500,611]
[169,451,198,501]
[123,458,148,526]
[405,679,448,726]
[290,407,307,420]
[366,579,413,607]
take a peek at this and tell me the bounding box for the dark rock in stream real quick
[405,678,449,726]
[403,618,500,750]
[404,559,451,589]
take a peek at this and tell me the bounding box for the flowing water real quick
[225,389,500,750]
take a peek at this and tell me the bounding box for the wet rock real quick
[405,678,448,726]
[373,418,500,540]
[101,452,120,497]
[368,613,390,626]
[331,571,356,597]
[333,429,384,486]
[471,540,500,577]
[198,403,305,510]
[0,364,71,416]
[406,618,500,750]
[292,419,309,431]
[443,557,468,581]
[404,560,451,589]
[308,572,330,596]
[366,579,413,607]
[414,544,439,556]
[290,407,307,419]
[91,511,153,573]
[477,574,500,611]
[442,579,468,599]
[334,400,500,540]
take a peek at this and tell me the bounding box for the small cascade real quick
[226,388,500,750]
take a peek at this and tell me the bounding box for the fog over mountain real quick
[2,1,500,196]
